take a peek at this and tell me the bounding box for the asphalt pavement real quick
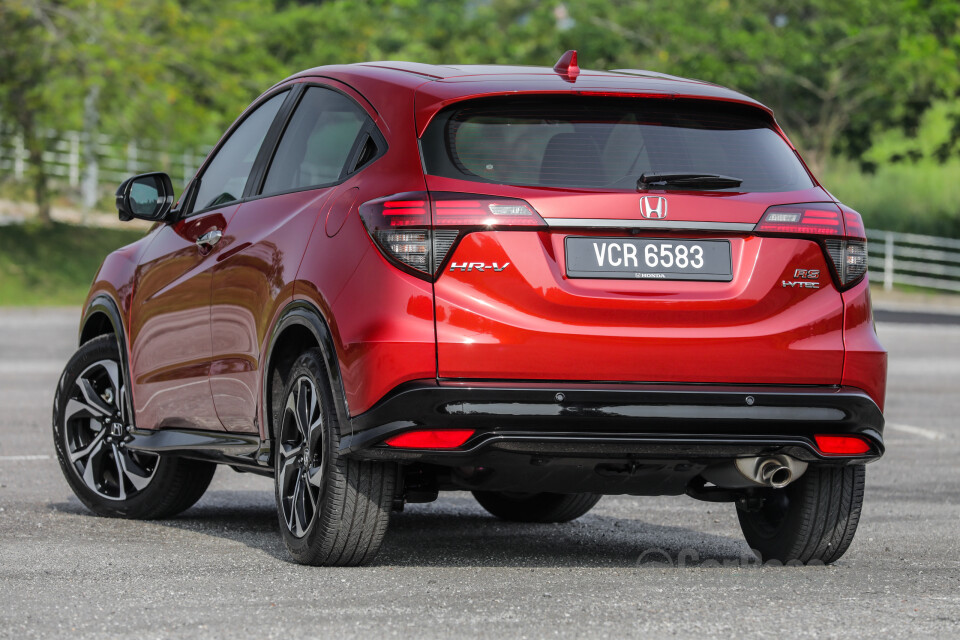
[1,307,958,639]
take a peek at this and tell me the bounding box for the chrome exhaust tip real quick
[756,458,793,489]
[735,455,807,489]
[702,455,808,489]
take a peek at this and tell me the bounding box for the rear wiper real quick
[637,172,743,190]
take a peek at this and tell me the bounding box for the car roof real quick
[289,60,766,110]
[284,59,776,138]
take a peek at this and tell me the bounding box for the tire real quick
[53,335,216,519]
[274,348,396,566]
[472,491,602,523]
[737,464,866,564]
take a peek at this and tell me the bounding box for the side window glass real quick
[192,91,287,213]
[262,87,369,195]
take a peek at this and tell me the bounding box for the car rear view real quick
[56,57,886,568]
[422,96,855,387]
[358,65,886,564]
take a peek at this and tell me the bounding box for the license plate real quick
[565,237,732,281]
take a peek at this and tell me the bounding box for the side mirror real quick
[116,172,175,222]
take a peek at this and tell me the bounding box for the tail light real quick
[755,203,868,289]
[359,192,545,279]
[359,195,431,273]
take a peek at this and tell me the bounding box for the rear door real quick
[421,95,845,385]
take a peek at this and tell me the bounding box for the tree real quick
[0,0,280,222]
[261,0,960,171]
[557,0,960,171]
[3,0,958,221]
[0,2,63,223]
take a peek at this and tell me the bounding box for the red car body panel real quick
[841,280,887,410]
[128,206,237,431]
[79,61,886,448]
[287,73,436,419]
[318,245,437,416]
[424,176,850,393]
[434,229,845,385]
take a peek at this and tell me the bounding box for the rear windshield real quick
[421,97,813,192]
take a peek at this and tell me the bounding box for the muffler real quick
[702,455,808,489]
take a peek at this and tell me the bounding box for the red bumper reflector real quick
[384,429,475,449]
[814,434,871,455]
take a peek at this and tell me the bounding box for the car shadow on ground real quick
[49,490,753,568]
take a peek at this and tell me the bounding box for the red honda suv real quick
[53,53,886,566]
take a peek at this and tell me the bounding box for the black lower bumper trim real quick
[344,380,884,462]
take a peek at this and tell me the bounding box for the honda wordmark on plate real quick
[53,51,886,566]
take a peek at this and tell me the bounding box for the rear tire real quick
[737,464,865,564]
[53,335,216,519]
[472,491,601,523]
[274,348,396,566]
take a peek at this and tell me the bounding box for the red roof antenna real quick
[553,50,580,81]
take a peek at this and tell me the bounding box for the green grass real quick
[0,222,147,306]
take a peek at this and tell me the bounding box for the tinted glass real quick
[262,87,367,194]
[193,91,287,212]
[422,97,813,192]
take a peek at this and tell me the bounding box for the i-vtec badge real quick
[449,262,510,272]
[782,268,820,289]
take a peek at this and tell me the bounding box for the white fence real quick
[866,229,960,294]
[0,126,212,205]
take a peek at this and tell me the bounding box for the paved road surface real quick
[1,308,958,638]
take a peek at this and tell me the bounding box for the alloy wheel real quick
[277,375,327,538]
[62,359,158,500]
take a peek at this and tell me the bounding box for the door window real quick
[262,87,369,194]
[192,91,287,213]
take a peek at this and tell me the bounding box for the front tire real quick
[737,464,866,564]
[473,491,602,523]
[53,335,216,519]
[274,348,396,566]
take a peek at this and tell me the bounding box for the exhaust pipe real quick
[750,457,796,489]
[702,455,808,489]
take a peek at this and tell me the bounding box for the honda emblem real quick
[639,196,668,219]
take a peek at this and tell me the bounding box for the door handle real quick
[196,229,223,249]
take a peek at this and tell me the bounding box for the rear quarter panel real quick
[291,74,436,417]
[841,280,887,409]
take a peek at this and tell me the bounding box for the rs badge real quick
[782,268,820,289]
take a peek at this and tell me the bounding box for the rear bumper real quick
[343,380,884,463]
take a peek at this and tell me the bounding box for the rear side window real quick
[421,97,813,192]
[262,86,370,194]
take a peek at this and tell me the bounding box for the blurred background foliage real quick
[2,0,960,235]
